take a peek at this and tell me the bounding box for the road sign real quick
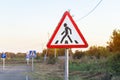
[26,54,30,58]
[29,50,36,58]
[1,53,6,70]
[1,53,6,58]
[26,54,30,60]
[29,50,36,71]
[47,11,88,48]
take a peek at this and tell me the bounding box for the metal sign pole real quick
[55,49,56,58]
[65,49,69,80]
[44,49,47,62]
[32,57,34,71]
[3,58,5,71]
[27,59,29,65]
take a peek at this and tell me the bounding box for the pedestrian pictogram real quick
[29,50,36,58]
[60,23,72,44]
[47,11,88,48]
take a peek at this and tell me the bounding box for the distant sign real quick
[26,54,30,60]
[1,53,6,58]
[29,50,37,58]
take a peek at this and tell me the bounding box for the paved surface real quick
[0,65,31,80]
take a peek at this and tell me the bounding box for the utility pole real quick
[44,32,50,62]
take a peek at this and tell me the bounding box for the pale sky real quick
[0,0,120,53]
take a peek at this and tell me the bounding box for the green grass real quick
[69,60,107,73]
[69,75,85,80]
[69,59,109,80]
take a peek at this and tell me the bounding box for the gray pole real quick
[44,50,47,62]
[65,49,69,80]
[27,59,29,65]
[32,57,34,71]
[55,49,56,58]
[3,58,5,71]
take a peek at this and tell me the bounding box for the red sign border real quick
[47,11,88,48]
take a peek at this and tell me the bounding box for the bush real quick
[108,52,120,75]
[73,50,84,59]
[47,57,58,64]
[47,53,58,64]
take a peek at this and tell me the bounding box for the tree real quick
[57,48,65,56]
[15,52,26,59]
[107,29,120,52]
[36,52,41,60]
[87,46,109,59]
[73,50,84,59]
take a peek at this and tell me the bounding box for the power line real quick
[76,0,103,21]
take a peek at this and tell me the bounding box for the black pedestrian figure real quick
[60,23,73,43]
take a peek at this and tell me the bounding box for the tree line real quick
[1,29,119,60]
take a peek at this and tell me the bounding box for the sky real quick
[0,0,120,53]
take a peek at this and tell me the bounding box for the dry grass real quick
[29,62,64,80]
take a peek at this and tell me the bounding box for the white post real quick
[3,58,5,71]
[44,49,47,62]
[65,49,69,80]
[32,57,34,71]
[26,75,28,80]
[27,59,29,65]
[55,49,56,58]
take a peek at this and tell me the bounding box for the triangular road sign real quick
[47,11,88,48]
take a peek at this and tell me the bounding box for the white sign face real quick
[51,16,84,45]
[47,11,88,48]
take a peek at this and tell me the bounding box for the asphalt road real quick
[0,65,31,80]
